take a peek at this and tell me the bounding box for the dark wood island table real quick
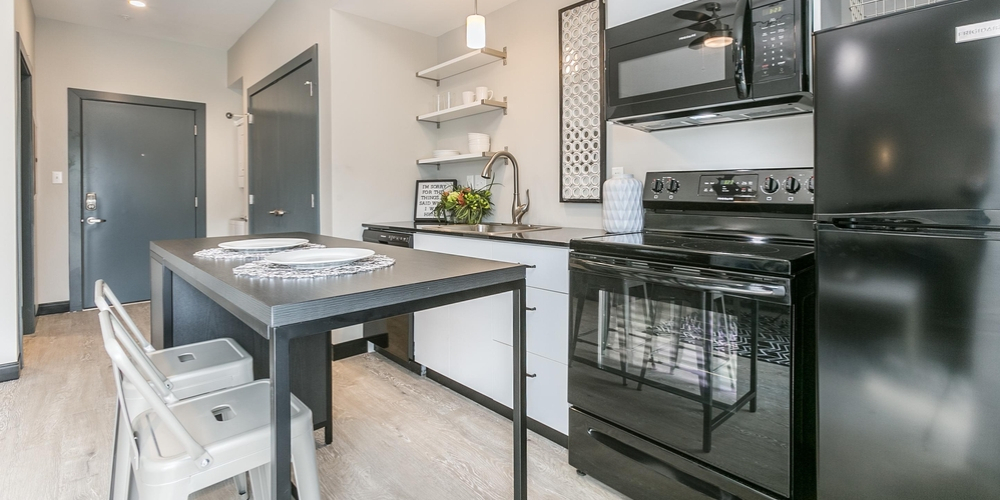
[146,232,528,500]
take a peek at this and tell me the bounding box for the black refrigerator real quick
[814,1,1000,499]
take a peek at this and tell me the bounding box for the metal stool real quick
[95,280,254,498]
[99,310,322,500]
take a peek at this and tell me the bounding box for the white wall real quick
[432,0,813,230]
[227,2,438,241]
[13,0,31,64]
[34,19,243,304]
[1,0,20,365]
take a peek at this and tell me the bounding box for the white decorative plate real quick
[218,238,309,251]
[265,248,375,268]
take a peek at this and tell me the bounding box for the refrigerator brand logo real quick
[956,19,1000,43]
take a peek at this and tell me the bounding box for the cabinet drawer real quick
[493,287,568,364]
[413,233,493,259]
[491,242,569,294]
[491,343,569,435]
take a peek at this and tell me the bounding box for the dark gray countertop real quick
[363,221,607,247]
[150,232,525,330]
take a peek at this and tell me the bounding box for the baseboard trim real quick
[37,301,70,316]
[426,368,568,448]
[331,333,389,362]
[0,361,20,383]
[373,347,424,375]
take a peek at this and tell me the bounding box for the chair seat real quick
[133,380,314,489]
[145,338,253,401]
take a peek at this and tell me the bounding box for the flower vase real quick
[602,173,643,234]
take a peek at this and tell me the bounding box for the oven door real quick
[568,253,793,496]
[606,1,741,121]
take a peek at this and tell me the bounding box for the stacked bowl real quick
[468,133,491,154]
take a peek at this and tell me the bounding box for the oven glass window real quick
[618,46,727,99]
[569,268,793,495]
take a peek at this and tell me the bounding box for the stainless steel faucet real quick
[482,151,529,224]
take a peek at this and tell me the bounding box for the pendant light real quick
[467,0,486,49]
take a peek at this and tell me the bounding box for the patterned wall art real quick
[559,0,606,203]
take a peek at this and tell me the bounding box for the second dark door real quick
[248,48,319,234]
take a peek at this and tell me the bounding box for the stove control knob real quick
[762,176,780,194]
[784,177,801,194]
[807,176,815,193]
[665,178,680,193]
[651,179,664,193]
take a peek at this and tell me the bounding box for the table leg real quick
[269,329,293,500]
[512,280,527,500]
[325,330,334,445]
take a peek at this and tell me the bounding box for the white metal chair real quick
[99,310,322,500]
[94,280,256,499]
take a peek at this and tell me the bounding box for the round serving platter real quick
[218,238,310,252]
[264,248,375,269]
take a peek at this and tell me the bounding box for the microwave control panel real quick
[644,169,814,207]
[753,0,796,83]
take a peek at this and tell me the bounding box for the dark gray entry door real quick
[81,101,197,308]
[249,49,319,234]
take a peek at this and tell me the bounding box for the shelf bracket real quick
[503,46,508,66]
[503,96,508,115]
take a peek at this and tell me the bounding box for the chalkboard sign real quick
[414,179,458,222]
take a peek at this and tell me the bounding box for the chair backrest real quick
[99,310,214,470]
[94,280,173,393]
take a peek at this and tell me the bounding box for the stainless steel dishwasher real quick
[361,228,419,371]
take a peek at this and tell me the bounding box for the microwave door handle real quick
[733,0,751,99]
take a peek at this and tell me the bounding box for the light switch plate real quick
[52,171,63,184]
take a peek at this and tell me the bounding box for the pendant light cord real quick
[474,0,478,15]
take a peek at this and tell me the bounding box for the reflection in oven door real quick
[568,261,794,497]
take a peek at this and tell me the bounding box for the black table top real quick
[151,232,526,330]
[363,221,607,247]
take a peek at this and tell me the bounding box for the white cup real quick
[475,86,494,101]
[462,91,476,105]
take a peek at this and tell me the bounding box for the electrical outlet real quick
[611,167,624,176]
[52,171,63,184]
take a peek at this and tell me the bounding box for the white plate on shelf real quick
[432,150,461,158]
[219,238,309,251]
[265,248,375,268]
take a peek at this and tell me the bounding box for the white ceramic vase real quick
[602,173,643,234]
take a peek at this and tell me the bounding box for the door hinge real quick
[311,194,315,208]
[194,125,198,136]
[249,194,254,205]
[194,197,198,208]
[247,113,254,124]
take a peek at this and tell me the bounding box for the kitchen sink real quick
[425,223,559,235]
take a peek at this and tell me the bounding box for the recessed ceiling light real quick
[128,0,146,7]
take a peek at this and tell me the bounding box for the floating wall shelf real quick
[417,98,507,125]
[416,47,507,84]
[416,151,506,166]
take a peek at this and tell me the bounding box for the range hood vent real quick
[613,97,813,133]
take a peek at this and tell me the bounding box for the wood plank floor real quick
[0,304,627,500]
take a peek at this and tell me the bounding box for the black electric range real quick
[567,169,817,500]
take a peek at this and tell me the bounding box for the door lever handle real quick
[84,217,106,225]
[268,209,287,216]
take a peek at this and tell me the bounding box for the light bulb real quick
[467,14,486,49]
[703,33,733,48]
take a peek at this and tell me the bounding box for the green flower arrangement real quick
[433,182,495,225]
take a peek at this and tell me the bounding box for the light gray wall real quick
[33,19,243,304]
[14,0,32,64]
[228,2,438,241]
[1,0,20,365]
[431,0,813,230]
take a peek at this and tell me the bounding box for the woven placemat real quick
[232,254,395,279]
[194,243,325,260]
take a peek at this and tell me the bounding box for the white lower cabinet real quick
[412,232,570,436]
[491,343,570,435]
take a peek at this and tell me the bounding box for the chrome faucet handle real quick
[512,189,530,224]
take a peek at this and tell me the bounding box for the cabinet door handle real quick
[525,306,537,311]
[526,373,537,378]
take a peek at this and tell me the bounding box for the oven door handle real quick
[571,258,786,298]
[676,280,786,298]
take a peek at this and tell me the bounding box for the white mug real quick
[475,86,494,101]
[462,91,476,105]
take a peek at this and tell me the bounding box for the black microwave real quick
[606,0,812,131]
